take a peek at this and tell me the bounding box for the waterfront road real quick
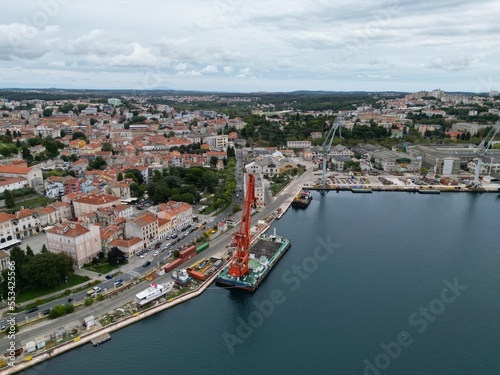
[0,168,311,352]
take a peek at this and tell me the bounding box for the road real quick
[0,161,312,351]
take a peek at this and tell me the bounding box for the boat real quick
[215,231,291,291]
[171,268,192,286]
[135,282,174,306]
[291,189,312,208]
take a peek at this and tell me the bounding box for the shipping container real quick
[164,258,183,273]
[187,269,207,281]
[196,243,209,254]
[179,245,196,259]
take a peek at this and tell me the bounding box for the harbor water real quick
[23,192,500,375]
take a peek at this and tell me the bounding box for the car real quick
[26,307,39,314]
[143,261,151,267]
[105,274,114,280]
[140,253,147,258]
[42,309,50,315]
[0,325,5,331]
[114,278,124,287]
[93,286,102,293]
[155,242,161,249]
[153,250,160,256]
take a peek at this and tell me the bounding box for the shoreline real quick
[2,261,229,375]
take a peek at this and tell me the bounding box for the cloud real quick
[0,23,60,60]
[201,65,219,74]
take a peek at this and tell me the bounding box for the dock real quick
[417,189,440,194]
[351,188,373,193]
[91,333,111,347]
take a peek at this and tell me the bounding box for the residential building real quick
[72,193,121,218]
[109,237,143,258]
[0,164,43,188]
[287,140,312,149]
[0,212,16,250]
[152,201,193,233]
[124,214,158,249]
[0,177,28,193]
[46,221,102,267]
[12,208,40,239]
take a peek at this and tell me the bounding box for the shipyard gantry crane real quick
[228,173,256,278]
[321,116,343,187]
[472,123,500,187]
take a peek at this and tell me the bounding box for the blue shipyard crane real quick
[472,123,500,187]
[321,116,343,187]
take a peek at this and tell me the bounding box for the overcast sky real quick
[1,0,499,93]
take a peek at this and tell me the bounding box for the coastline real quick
[2,260,229,375]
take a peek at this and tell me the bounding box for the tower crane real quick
[321,116,342,187]
[472,123,500,187]
[228,173,256,278]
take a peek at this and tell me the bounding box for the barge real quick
[291,189,312,208]
[215,231,291,291]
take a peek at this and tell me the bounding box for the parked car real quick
[42,309,50,315]
[140,253,147,259]
[105,274,114,280]
[143,261,151,267]
[114,278,124,287]
[153,250,160,256]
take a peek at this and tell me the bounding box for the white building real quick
[287,140,312,149]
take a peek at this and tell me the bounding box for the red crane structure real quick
[228,173,257,278]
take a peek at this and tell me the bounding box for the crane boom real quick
[321,116,342,186]
[228,173,256,278]
[473,123,500,187]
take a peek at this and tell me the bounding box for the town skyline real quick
[1,0,499,93]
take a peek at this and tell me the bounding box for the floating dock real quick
[417,189,441,194]
[91,333,111,346]
[351,188,373,193]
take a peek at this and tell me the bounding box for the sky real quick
[1,0,500,93]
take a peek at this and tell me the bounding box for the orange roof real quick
[72,193,121,205]
[46,222,90,237]
[109,237,142,247]
[0,165,32,174]
[14,208,37,219]
[0,212,15,223]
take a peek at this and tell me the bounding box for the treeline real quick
[1,246,74,297]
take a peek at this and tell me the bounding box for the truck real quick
[196,243,209,254]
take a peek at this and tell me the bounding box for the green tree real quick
[43,108,53,117]
[210,156,219,168]
[22,252,74,288]
[26,245,34,258]
[108,247,126,265]
[89,118,97,126]
[72,131,87,142]
[101,142,113,152]
[41,244,48,253]
[4,189,15,209]
[117,172,123,181]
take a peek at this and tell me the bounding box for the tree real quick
[89,118,97,126]
[26,245,34,258]
[210,156,219,168]
[108,247,126,265]
[22,252,74,288]
[43,108,53,117]
[4,189,15,209]
[88,156,107,170]
[72,132,87,142]
[117,172,123,181]
[41,244,48,253]
[101,142,113,152]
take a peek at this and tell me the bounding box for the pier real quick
[91,333,111,347]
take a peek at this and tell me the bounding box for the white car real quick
[140,253,147,258]
[153,250,160,256]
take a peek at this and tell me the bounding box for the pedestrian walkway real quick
[74,268,99,279]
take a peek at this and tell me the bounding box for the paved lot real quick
[20,231,47,254]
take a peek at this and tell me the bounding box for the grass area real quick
[270,177,292,196]
[16,274,90,304]
[7,196,55,212]
[84,262,120,274]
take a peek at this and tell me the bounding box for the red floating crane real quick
[228,173,257,278]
